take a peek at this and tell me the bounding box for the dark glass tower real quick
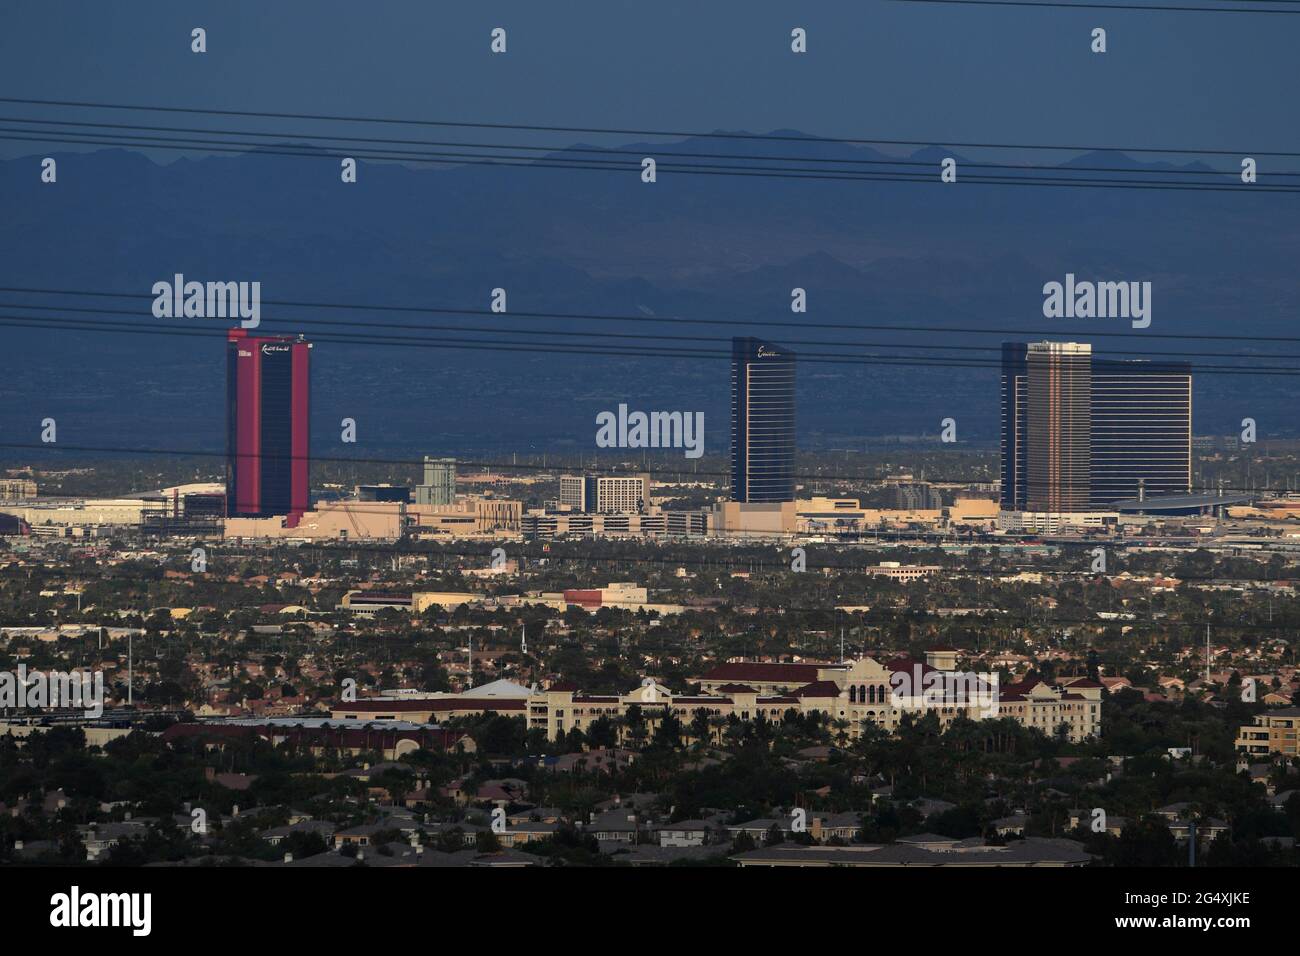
[1000,343,1028,511]
[226,329,312,523]
[731,337,795,503]
[1091,359,1192,504]
[1001,342,1193,512]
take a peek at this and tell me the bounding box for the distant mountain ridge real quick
[0,134,1294,456]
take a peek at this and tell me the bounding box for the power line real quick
[4,127,1291,194]
[4,113,1295,178]
[1,94,1295,157]
[0,312,1023,369]
[887,0,1300,12]
[6,312,1300,377]
[6,284,1298,345]
[8,300,1300,366]
[6,296,1300,364]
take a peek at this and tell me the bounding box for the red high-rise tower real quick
[226,329,311,525]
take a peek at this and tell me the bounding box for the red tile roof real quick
[161,724,263,743]
[673,697,732,705]
[884,656,938,676]
[336,698,525,713]
[699,662,827,683]
[999,679,1045,696]
[332,698,433,712]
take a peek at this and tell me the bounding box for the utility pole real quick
[1205,624,1211,686]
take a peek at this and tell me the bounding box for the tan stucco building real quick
[1236,707,1300,757]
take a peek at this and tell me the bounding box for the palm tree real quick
[854,719,888,753]
[831,718,851,748]
[707,715,727,747]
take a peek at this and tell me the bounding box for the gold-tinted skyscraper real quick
[1026,341,1092,512]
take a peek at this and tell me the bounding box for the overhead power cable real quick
[1,95,1295,157]
[2,113,1293,179]
[886,0,1300,12]
[5,298,1300,364]
[2,127,1289,194]
[4,312,1300,376]
[5,285,1300,345]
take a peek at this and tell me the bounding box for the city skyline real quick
[1,0,1295,911]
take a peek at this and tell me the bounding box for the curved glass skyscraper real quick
[731,337,796,503]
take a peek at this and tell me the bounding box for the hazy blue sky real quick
[1,0,1295,157]
[1,2,1296,445]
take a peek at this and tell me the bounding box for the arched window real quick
[849,685,857,703]
[867,685,876,704]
